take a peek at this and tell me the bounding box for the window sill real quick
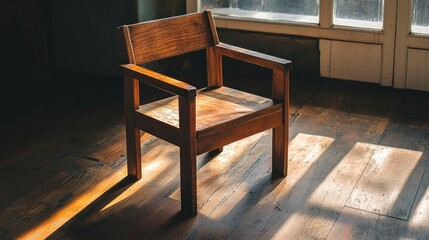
[211,14,385,44]
[209,8,319,25]
[411,26,429,36]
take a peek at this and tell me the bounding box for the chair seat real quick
[137,86,282,154]
[137,86,273,132]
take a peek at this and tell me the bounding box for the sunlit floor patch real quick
[347,145,424,220]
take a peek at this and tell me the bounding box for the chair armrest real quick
[215,42,292,71]
[120,64,196,98]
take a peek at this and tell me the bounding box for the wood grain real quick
[326,207,401,240]
[125,12,215,64]
[137,86,273,132]
[124,76,141,180]
[197,105,282,154]
[136,86,281,154]
[206,47,223,87]
[134,113,180,145]
[346,145,425,220]
[215,42,292,71]
[121,64,196,98]
[327,93,429,239]
[272,69,289,177]
[179,96,197,216]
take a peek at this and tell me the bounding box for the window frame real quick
[188,0,429,90]
[188,0,388,43]
[187,0,397,87]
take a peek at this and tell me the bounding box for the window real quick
[200,0,319,24]
[192,0,429,90]
[411,0,429,35]
[333,0,384,29]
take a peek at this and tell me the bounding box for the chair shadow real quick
[46,143,224,240]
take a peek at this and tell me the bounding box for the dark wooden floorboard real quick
[1,78,429,240]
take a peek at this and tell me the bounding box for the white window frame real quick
[187,0,392,42]
[187,0,397,87]
[394,0,429,90]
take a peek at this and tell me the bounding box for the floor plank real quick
[346,145,426,220]
[404,161,429,239]
[326,207,403,240]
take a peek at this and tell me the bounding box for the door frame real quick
[394,0,429,89]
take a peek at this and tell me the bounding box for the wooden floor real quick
[1,77,429,239]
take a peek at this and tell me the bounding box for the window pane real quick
[333,0,384,29]
[201,0,319,24]
[411,0,429,35]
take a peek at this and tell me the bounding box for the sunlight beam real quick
[100,158,171,212]
[18,166,127,240]
[347,145,424,220]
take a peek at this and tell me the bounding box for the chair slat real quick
[125,12,215,64]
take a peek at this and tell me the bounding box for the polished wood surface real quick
[119,11,217,64]
[124,76,141,179]
[1,80,429,239]
[118,11,291,216]
[272,69,289,177]
[121,64,197,98]
[137,87,273,131]
[178,96,197,215]
[215,43,292,71]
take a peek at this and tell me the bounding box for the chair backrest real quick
[118,11,219,65]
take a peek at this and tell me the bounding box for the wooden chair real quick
[118,11,292,216]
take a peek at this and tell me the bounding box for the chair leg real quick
[126,126,142,180]
[180,146,197,216]
[124,76,141,180]
[178,96,197,216]
[272,125,288,178]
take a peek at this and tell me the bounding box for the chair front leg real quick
[272,125,288,177]
[124,76,142,180]
[272,69,290,178]
[125,127,142,180]
[179,96,197,216]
